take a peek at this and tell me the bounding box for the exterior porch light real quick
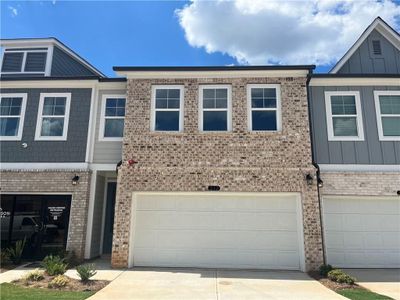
[305,174,313,186]
[72,175,80,185]
[317,178,324,188]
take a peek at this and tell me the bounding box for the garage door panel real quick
[132,193,302,270]
[323,196,400,268]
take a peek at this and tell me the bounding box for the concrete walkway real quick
[346,269,400,300]
[88,268,346,300]
[0,263,36,283]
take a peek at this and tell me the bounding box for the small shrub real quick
[41,255,68,276]
[0,250,11,266]
[48,275,69,288]
[24,268,45,281]
[328,269,356,285]
[76,264,97,282]
[7,238,26,265]
[319,264,334,277]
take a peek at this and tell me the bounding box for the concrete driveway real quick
[346,269,400,300]
[89,268,345,300]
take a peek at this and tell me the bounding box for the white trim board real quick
[0,162,89,170]
[330,18,400,73]
[319,164,400,172]
[309,77,400,86]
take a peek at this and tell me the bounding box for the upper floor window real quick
[35,93,71,141]
[199,85,231,132]
[325,91,364,141]
[1,49,48,75]
[247,84,281,131]
[374,91,400,141]
[99,95,126,141]
[151,85,184,132]
[0,93,27,141]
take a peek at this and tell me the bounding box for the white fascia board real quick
[319,164,400,172]
[330,18,400,74]
[116,69,310,79]
[310,77,400,86]
[0,162,89,170]
[0,80,99,88]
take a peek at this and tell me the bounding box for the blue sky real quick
[1,1,399,77]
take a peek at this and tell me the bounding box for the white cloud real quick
[176,0,400,66]
[8,5,18,17]
[52,0,57,5]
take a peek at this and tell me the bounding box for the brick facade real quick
[112,76,324,271]
[320,172,400,196]
[0,170,91,258]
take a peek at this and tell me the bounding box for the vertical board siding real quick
[0,88,91,162]
[51,46,97,77]
[337,29,400,74]
[310,85,400,165]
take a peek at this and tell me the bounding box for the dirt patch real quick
[12,274,109,292]
[308,271,359,292]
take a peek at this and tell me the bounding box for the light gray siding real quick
[337,29,400,74]
[310,85,400,164]
[51,46,97,77]
[90,174,105,258]
[0,88,91,162]
[92,90,124,164]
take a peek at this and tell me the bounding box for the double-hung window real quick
[199,85,231,132]
[325,91,364,141]
[0,93,27,140]
[374,91,400,141]
[35,93,71,141]
[247,84,281,131]
[99,95,126,141]
[151,85,184,132]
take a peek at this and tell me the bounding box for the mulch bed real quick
[308,271,359,292]
[12,274,109,292]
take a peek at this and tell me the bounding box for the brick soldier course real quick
[0,170,91,259]
[112,76,324,271]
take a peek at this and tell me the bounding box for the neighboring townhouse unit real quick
[309,17,400,269]
[0,38,126,260]
[111,66,324,271]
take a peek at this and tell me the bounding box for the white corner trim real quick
[98,94,126,142]
[330,18,400,73]
[324,91,364,141]
[84,169,97,259]
[296,193,306,272]
[0,162,89,170]
[247,84,282,132]
[319,164,400,172]
[373,90,400,141]
[0,93,28,141]
[34,92,71,141]
[85,86,97,163]
[198,84,232,132]
[151,85,184,132]
[310,77,400,86]
[89,163,118,171]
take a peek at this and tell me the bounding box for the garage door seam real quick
[215,269,219,300]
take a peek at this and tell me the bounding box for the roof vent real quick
[372,40,382,55]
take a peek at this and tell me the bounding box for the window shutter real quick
[1,52,23,72]
[24,52,47,72]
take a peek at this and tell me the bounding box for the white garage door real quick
[323,196,400,268]
[130,193,304,270]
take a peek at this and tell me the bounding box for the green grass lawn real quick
[338,288,394,300]
[0,283,95,300]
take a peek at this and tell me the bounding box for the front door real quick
[102,182,116,254]
[0,195,71,259]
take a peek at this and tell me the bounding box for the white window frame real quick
[35,92,71,141]
[0,47,51,76]
[247,84,282,132]
[151,85,184,132]
[374,90,400,141]
[0,93,28,141]
[199,85,232,132]
[325,91,364,141]
[99,94,126,141]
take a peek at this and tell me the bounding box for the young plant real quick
[7,237,26,265]
[76,264,97,282]
[41,255,68,276]
[319,264,334,277]
[48,275,69,288]
[24,268,45,281]
[328,269,356,285]
[0,250,11,266]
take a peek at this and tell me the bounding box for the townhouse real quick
[0,17,398,272]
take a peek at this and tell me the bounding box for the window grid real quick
[200,86,231,132]
[100,96,126,140]
[0,94,27,140]
[152,86,183,132]
[374,91,400,141]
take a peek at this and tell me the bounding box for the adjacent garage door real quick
[130,193,304,270]
[323,196,400,268]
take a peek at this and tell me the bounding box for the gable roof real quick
[330,17,400,73]
[0,37,106,77]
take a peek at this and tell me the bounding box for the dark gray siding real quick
[310,85,400,164]
[51,46,97,77]
[0,88,92,162]
[337,29,400,74]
